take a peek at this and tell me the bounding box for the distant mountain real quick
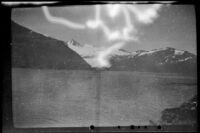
[67,39,84,47]
[66,39,99,58]
[160,95,197,125]
[66,39,133,68]
[109,47,197,75]
[66,39,196,75]
[11,21,92,70]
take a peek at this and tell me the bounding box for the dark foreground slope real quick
[11,21,92,70]
[160,95,197,125]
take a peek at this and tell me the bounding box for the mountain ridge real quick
[12,20,196,75]
[67,39,196,75]
[11,20,92,70]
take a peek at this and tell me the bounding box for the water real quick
[12,68,197,128]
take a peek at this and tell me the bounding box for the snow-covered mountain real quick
[66,39,196,75]
[66,39,134,57]
[111,47,196,64]
[66,39,133,67]
[110,47,196,75]
[66,39,100,58]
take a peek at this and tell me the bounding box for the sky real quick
[12,4,196,55]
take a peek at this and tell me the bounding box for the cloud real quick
[42,6,86,29]
[42,4,163,68]
[96,42,125,68]
[88,4,162,68]
[86,5,138,42]
[128,4,162,24]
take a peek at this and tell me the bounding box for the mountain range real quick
[12,20,197,75]
[67,39,197,75]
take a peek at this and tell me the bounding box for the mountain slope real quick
[160,95,197,125]
[66,39,196,75]
[11,21,92,70]
[109,47,196,75]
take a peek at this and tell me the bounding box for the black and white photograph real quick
[4,2,197,132]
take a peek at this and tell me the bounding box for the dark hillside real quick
[11,21,92,70]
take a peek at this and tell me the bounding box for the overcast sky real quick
[12,4,196,54]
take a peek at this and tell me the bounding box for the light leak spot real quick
[42,4,162,68]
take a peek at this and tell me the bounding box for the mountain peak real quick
[67,39,84,47]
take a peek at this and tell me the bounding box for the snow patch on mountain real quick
[138,50,156,56]
[178,57,192,62]
[43,33,49,37]
[66,39,137,67]
[174,50,184,55]
[137,47,172,56]
[67,39,135,57]
[67,40,100,57]
[110,49,135,57]
[66,39,195,68]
